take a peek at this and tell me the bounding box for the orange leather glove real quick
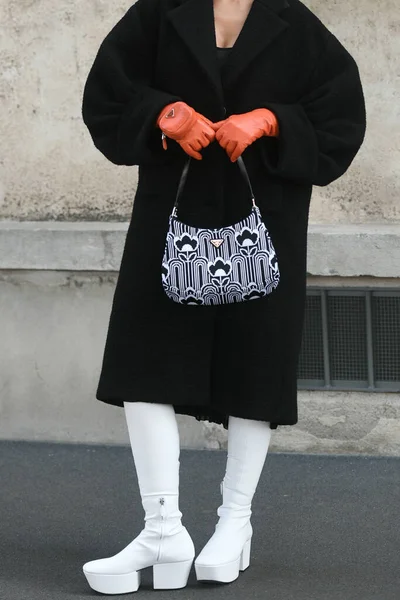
[156,101,216,160]
[211,108,279,162]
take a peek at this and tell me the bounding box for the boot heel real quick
[153,558,193,589]
[239,537,251,571]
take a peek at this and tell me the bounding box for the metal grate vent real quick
[297,295,324,384]
[373,295,400,384]
[297,289,400,391]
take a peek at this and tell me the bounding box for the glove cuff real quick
[156,102,177,127]
[157,101,197,139]
[252,108,279,137]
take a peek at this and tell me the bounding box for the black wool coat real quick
[82,0,366,429]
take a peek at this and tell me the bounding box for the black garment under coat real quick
[82,0,366,429]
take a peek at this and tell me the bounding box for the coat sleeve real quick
[255,30,367,186]
[82,0,182,166]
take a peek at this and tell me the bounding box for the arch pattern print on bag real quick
[161,155,280,306]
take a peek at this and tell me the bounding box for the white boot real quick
[195,415,272,583]
[83,402,195,594]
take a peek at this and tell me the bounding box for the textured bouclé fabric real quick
[82,0,366,429]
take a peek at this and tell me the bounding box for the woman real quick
[81,0,366,593]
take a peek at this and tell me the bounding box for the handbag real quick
[161,155,280,306]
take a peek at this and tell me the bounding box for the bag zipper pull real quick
[161,132,168,150]
[159,496,166,519]
[156,497,166,562]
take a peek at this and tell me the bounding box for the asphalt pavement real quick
[1,441,399,600]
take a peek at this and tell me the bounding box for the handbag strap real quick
[172,155,256,217]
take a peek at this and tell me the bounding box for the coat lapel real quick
[167,0,224,104]
[221,0,290,91]
[167,0,291,105]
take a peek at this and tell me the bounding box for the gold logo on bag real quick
[210,239,224,249]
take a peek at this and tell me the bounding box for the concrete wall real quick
[1,268,399,455]
[0,0,399,223]
[1,0,399,454]
[1,222,400,455]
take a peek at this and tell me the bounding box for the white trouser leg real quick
[195,415,272,583]
[83,402,195,594]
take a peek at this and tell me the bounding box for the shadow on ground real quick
[1,441,399,600]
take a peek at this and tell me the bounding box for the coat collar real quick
[167,0,290,106]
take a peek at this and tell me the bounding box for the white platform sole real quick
[83,558,194,594]
[195,536,251,583]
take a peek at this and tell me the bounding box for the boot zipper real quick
[157,497,166,562]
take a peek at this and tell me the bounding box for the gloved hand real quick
[211,108,279,162]
[156,101,216,160]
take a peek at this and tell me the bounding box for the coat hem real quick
[95,393,299,431]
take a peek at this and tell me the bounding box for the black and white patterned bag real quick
[162,156,280,306]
